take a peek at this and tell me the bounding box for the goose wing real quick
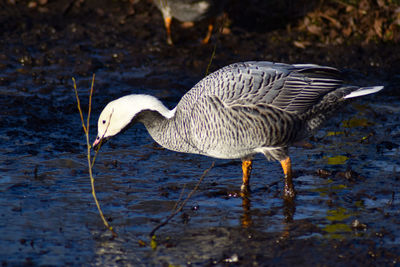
[182,61,343,114]
[175,61,344,155]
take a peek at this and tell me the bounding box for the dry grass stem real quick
[72,75,116,237]
[149,162,215,237]
[205,13,228,76]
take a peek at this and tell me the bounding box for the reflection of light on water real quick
[363,197,392,209]
[293,175,331,221]
[342,117,374,128]
[0,175,12,187]
[0,51,397,266]
[323,155,349,165]
[326,207,353,221]
[325,131,345,137]
[323,223,352,239]
[310,179,347,196]
[301,175,356,239]
[369,160,399,173]
[322,207,354,240]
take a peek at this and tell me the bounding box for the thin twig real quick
[72,78,87,133]
[387,191,395,207]
[86,74,94,138]
[171,184,186,212]
[204,13,227,76]
[72,76,116,237]
[205,44,217,76]
[149,162,215,237]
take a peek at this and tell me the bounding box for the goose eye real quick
[102,120,106,124]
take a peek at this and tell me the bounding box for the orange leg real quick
[241,196,252,228]
[280,157,296,200]
[201,22,214,44]
[181,21,194,28]
[164,16,173,45]
[240,159,252,193]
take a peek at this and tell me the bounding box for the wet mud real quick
[1,0,400,266]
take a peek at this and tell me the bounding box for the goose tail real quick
[343,86,384,99]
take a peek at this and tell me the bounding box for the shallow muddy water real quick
[1,1,400,266]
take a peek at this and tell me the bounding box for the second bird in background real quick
[153,0,226,45]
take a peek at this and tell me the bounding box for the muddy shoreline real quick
[1,0,399,266]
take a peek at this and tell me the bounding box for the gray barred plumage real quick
[94,61,383,197]
[133,61,379,161]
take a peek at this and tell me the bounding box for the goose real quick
[153,0,226,45]
[93,61,383,200]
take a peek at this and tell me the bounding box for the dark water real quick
[1,2,400,266]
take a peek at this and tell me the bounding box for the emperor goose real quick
[93,61,383,200]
